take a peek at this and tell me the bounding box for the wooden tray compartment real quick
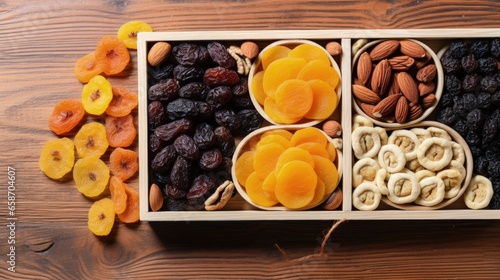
[137,29,500,221]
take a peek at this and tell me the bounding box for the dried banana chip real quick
[378,144,406,173]
[406,158,425,172]
[353,158,380,187]
[388,129,421,161]
[352,182,381,211]
[352,126,381,159]
[463,175,494,210]
[414,176,445,206]
[436,169,464,199]
[352,114,373,131]
[415,169,436,182]
[410,128,431,143]
[374,126,388,145]
[450,141,465,165]
[427,127,452,141]
[387,171,420,204]
[375,168,389,195]
[446,160,466,181]
[417,137,453,171]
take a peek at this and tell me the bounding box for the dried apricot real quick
[305,178,326,208]
[297,60,339,90]
[253,142,285,179]
[312,155,339,196]
[245,172,278,207]
[73,156,110,197]
[290,127,328,147]
[274,79,313,119]
[95,36,130,75]
[275,147,315,177]
[261,45,291,70]
[296,142,330,159]
[39,138,75,179]
[260,129,293,141]
[109,148,138,181]
[303,79,337,120]
[74,52,103,83]
[73,122,109,158]
[326,142,337,162]
[275,160,317,209]
[250,70,266,105]
[264,97,302,124]
[88,198,115,236]
[263,57,307,98]
[49,99,85,136]
[117,185,140,223]
[256,134,291,150]
[117,20,153,49]
[109,176,128,214]
[248,136,260,151]
[234,150,255,187]
[105,85,138,117]
[261,170,277,194]
[105,114,137,148]
[81,75,113,115]
[288,43,330,64]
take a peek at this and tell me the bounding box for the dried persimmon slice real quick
[74,52,103,83]
[105,114,137,148]
[109,176,128,214]
[95,36,130,75]
[105,85,138,117]
[49,99,86,135]
[117,20,153,49]
[117,185,140,223]
[109,147,138,181]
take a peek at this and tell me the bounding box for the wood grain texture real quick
[0,0,499,279]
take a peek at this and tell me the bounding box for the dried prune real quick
[148,78,179,101]
[237,109,263,134]
[199,148,223,170]
[153,171,170,187]
[193,123,216,150]
[174,65,205,84]
[466,109,485,131]
[206,86,233,109]
[476,92,492,109]
[165,198,189,211]
[230,96,253,109]
[204,67,240,87]
[462,73,481,93]
[452,96,468,118]
[448,40,468,59]
[178,82,209,100]
[209,156,233,185]
[232,77,249,96]
[439,92,455,108]
[466,130,482,146]
[452,119,468,136]
[461,54,478,73]
[207,41,236,69]
[445,75,462,95]
[172,43,209,66]
[214,109,241,131]
[480,75,498,93]
[149,62,173,80]
[193,101,214,120]
[174,134,201,161]
[488,160,500,177]
[186,174,217,208]
[462,93,477,112]
[483,116,499,144]
[214,126,235,157]
[151,145,178,172]
[154,118,194,143]
[148,101,167,128]
[166,98,197,120]
[149,133,164,154]
[471,40,490,58]
[491,91,500,106]
[165,183,187,199]
[436,106,458,126]
[441,55,461,74]
[493,180,500,193]
[478,57,497,74]
[490,38,500,58]
[170,156,192,190]
[474,156,490,175]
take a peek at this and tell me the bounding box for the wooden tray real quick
[137,29,500,221]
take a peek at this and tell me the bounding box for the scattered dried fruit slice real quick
[88,198,115,236]
[261,45,291,70]
[74,52,103,83]
[81,75,113,115]
[105,85,138,117]
[105,114,137,148]
[95,36,130,75]
[73,156,110,197]
[274,79,313,119]
[117,20,153,49]
[109,176,128,214]
[117,185,140,223]
[245,172,279,207]
[275,160,317,209]
[39,138,75,179]
[109,148,138,181]
[73,122,109,158]
[234,150,255,187]
[49,99,86,135]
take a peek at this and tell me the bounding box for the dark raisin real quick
[152,171,171,187]
[193,123,216,150]
[478,57,497,75]
[151,145,178,172]
[230,96,253,110]
[490,38,500,58]
[489,193,500,209]
[165,198,190,211]
[173,134,201,161]
[439,92,455,108]
[466,109,485,131]
[154,118,194,143]
[148,78,180,101]
[206,86,233,109]
[165,183,187,199]
[452,96,468,118]
[166,98,197,120]
[237,109,263,134]
[214,109,241,131]
[213,157,233,183]
[207,41,236,69]
[436,106,458,126]
[173,65,205,84]
[466,130,482,146]
[448,40,469,59]
[149,62,173,80]
[172,43,209,66]
[445,75,462,95]
[476,91,492,109]
[232,77,249,96]
[149,133,164,154]
[480,75,498,93]
[170,156,192,191]
[441,55,462,74]
[471,40,490,58]
[204,67,240,87]
[178,82,209,100]
[462,73,481,93]
[474,156,490,176]
[148,101,167,128]
[488,160,500,178]
[186,174,217,209]
[493,180,500,193]
[491,91,500,106]
[461,93,477,112]
[199,148,223,170]
[461,54,478,73]
[483,116,499,144]
[214,126,235,157]
[452,119,468,136]
[470,146,482,160]
[193,101,214,120]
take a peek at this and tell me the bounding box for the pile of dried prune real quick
[437,38,500,209]
[147,41,262,211]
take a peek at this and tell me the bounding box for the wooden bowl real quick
[352,39,444,128]
[231,125,343,210]
[380,121,472,210]
[248,39,342,126]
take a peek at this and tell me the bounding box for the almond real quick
[418,82,435,96]
[149,183,164,212]
[357,52,372,85]
[358,102,377,119]
[399,40,426,58]
[388,55,415,71]
[372,94,401,118]
[416,64,437,82]
[148,42,172,67]
[352,85,381,104]
[388,73,400,95]
[371,59,392,95]
[397,72,419,104]
[421,93,437,109]
[409,103,423,121]
[240,41,259,59]
[415,52,432,69]
[395,96,409,124]
[369,40,400,61]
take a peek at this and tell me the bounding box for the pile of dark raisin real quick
[437,38,500,209]
[147,41,263,211]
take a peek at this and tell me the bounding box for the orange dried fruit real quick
[288,43,330,64]
[264,97,302,124]
[248,136,260,151]
[274,79,313,119]
[95,36,130,75]
[105,85,138,117]
[234,150,255,187]
[245,172,278,207]
[250,70,266,106]
[297,59,340,90]
[275,160,317,209]
[81,75,113,115]
[73,122,109,158]
[260,129,293,141]
[109,176,128,214]
[312,155,339,196]
[303,79,338,120]
[306,178,326,208]
[74,52,103,83]
[105,114,137,148]
[261,170,277,194]
[296,142,330,159]
[256,134,291,150]
[253,142,285,180]
[39,138,75,180]
[290,127,328,147]
[109,148,138,181]
[73,156,110,197]
[326,142,337,162]
[117,185,140,223]
[275,147,315,177]
[261,45,291,70]
[88,198,115,236]
[117,20,153,49]
[49,99,86,135]
[263,57,307,98]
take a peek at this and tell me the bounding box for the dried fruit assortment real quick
[436,38,500,209]
[147,40,263,211]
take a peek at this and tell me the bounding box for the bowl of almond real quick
[351,39,444,128]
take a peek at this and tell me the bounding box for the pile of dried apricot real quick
[251,43,340,124]
[39,21,147,236]
[235,127,340,209]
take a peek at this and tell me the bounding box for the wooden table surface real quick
[1,0,500,279]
